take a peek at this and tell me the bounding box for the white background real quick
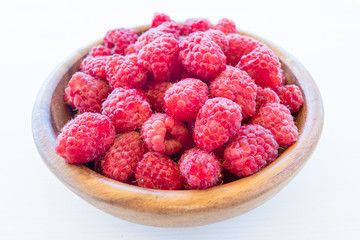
[1,0,360,239]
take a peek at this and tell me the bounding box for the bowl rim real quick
[32,25,324,227]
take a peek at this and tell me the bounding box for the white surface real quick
[1,0,360,239]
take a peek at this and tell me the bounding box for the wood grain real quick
[32,25,324,227]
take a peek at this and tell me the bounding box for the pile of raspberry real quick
[55,13,304,190]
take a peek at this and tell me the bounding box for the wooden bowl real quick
[32,25,324,228]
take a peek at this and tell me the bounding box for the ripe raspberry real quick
[204,29,229,54]
[275,85,304,113]
[279,68,286,86]
[88,45,111,58]
[255,86,280,111]
[194,97,243,151]
[251,103,298,146]
[151,12,172,28]
[226,34,266,66]
[135,152,182,190]
[138,33,179,82]
[102,87,152,132]
[134,29,165,52]
[106,54,147,89]
[156,21,181,39]
[55,113,116,164]
[214,18,237,35]
[143,81,173,112]
[141,113,188,155]
[179,33,226,81]
[124,43,136,55]
[236,46,282,89]
[104,28,138,54]
[64,72,111,113]
[100,131,147,182]
[179,147,222,189]
[223,124,279,177]
[210,66,257,118]
[180,18,212,36]
[80,56,108,80]
[164,78,209,122]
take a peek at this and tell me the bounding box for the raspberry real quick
[104,28,138,54]
[124,43,136,55]
[204,29,229,54]
[226,34,266,66]
[194,97,243,151]
[179,148,222,189]
[223,124,278,177]
[143,81,173,112]
[155,21,181,39]
[179,33,226,81]
[55,113,116,164]
[214,18,237,35]
[88,45,111,58]
[180,18,212,36]
[134,29,165,52]
[236,46,282,89]
[80,56,108,80]
[210,66,257,118]
[164,78,209,122]
[151,12,172,28]
[279,68,286,86]
[106,54,147,89]
[275,85,304,113]
[251,103,298,146]
[135,152,182,190]
[64,72,111,113]
[138,33,179,82]
[100,131,147,182]
[102,87,152,132]
[141,113,188,155]
[255,86,280,111]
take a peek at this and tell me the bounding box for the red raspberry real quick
[214,18,237,35]
[223,124,279,177]
[156,21,181,39]
[55,113,116,164]
[236,46,282,89]
[164,78,209,122]
[151,12,172,28]
[226,34,266,66]
[275,85,304,113]
[88,45,111,58]
[204,29,229,54]
[138,33,179,82]
[179,33,226,81]
[179,147,222,189]
[194,97,243,151]
[100,131,147,182]
[106,54,147,89]
[251,103,298,146]
[255,86,280,111]
[64,72,111,113]
[210,66,257,118]
[180,18,212,36]
[104,28,138,54]
[134,29,165,52]
[102,87,152,132]
[135,152,182,190]
[124,53,138,64]
[124,43,136,55]
[279,68,286,86]
[141,113,188,155]
[143,81,173,112]
[80,56,108,80]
